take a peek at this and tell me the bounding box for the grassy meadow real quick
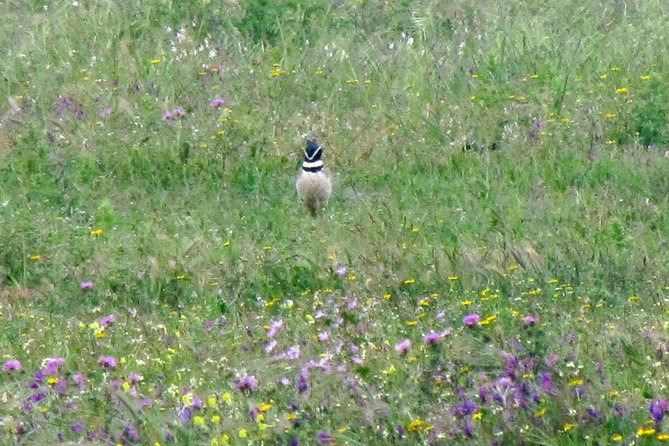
[2,0,669,444]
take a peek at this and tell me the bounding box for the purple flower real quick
[97,356,117,368]
[97,108,113,119]
[161,111,174,122]
[267,319,283,337]
[98,314,115,327]
[318,433,335,444]
[235,375,258,391]
[462,314,480,327]
[318,331,329,342]
[210,98,225,108]
[44,357,65,374]
[3,359,21,372]
[423,332,442,345]
[71,422,84,433]
[80,281,94,289]
[523,316,538,326]
[173,107,186,117]
[395,339,411,355]
[123,425,139,442]
[334,264,347,277]
[297,372,308,393]
[650,399,668,424]
[463,420,473,437]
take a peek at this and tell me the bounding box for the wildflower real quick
[98,314,116,326]
[162,111,174,122]
[3,359,21,372]
[334,264,347,277]
[650,399,668,424]
[395,339,411,355]
[637,427,656,436]
[462,314,480,327]
[659,434,669,440]
[210,98,225,108]
[235,375,258,391]
[611,434,622,441]
[615,87,628,94]
[97,107,112,118]
[423,332,442,345]
[297,372,308,393]
[43,357,65,374]
[318,433,335,444]
[266,319,283,337]
[523,316,538,326]
[97,356,117,368]
[90,229,103,235]
[604,113,616,119]
[80,281,93,289]
[173,107,186,117]
[317,331,329,342]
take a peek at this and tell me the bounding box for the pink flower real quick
[210,98,225,108]
[462,314,480,327]
[80,281,93,289]
[3,359,21,372]
[97,356,117,368]
[423,332,442,345]
[267,319,283,337]
[395,339,411,355]
[98,315,116,327]
[318,331,329,342]
[161,111,174,122]
[235,375,258,391]
[523,316,538,326]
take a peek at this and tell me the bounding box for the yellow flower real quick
[270,68,285,77]
[563,423,575,432]
[641,75,652,80]
[151,59,160,64]
[604,113,616,119]
[461,300,472,306]
[407,419,425,432]
[30,254,42,261]
[611,434,622,441]
[383,294,392,300]
[472,412,482,420]
[615,87,628,94]
[238,429,248,438]
[259,403,272,412]
[411,227,419,233]
[193,416,205,427]
[448,275,459,280]
[221,392,233,405]
[568,379,583,387]
[600,74,608,79]
[637,427,656,436]
[628,295,639,301]
[207,396,217,407]
[90,229,103,235]
[47,377,58,385]
[659,434,669,441]
[403,278,415,284]
[534,408,545,417]
[211,415,221,423]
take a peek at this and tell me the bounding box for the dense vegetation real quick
[1,0,669,444]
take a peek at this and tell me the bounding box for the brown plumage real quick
[296,139,332,217]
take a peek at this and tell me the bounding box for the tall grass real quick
[1,0,669,444]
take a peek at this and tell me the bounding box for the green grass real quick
[2,0,669,444]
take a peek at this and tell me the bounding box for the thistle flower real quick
[395,339,411,355]
[462,314,480,327]
[297,372,308,393]
[97,356,117,368]
[523,316,538,326]
[43,357,65,374]
[267,319,283,337]
[423,332,442,345]
[3,359,21,372]
[235,375,258,391]
[79,281,93,289]
[210,98,225,108]
[98,315,115,326]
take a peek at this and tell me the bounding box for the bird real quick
[296,139,333,217]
